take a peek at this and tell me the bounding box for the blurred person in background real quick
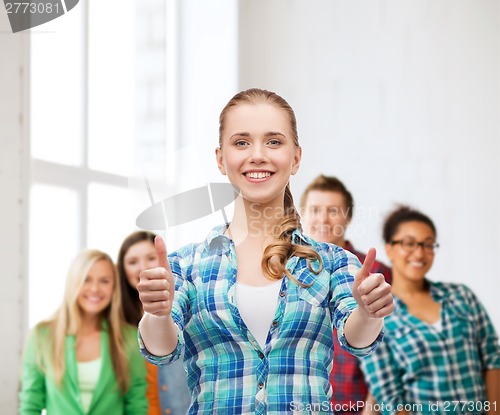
[361,206,500,415]
[118,231,191,415]
[301,174,391,415]
[19,249,147,414]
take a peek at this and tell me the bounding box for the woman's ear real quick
[291,146,302,175]
[215,147,226,175]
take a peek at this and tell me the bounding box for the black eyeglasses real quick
[391,239,439,254]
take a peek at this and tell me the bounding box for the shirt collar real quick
[291,227,311,245]
[429,280,446,301]
[203,223,232,254]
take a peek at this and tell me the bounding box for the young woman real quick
[118,231,191,415]
[137,88,394,414]
[19,249,147,415]
[361,206,500,415]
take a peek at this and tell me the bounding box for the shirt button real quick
[165,409,172,414]
[258,352,264,359]
[272,320,278,327]
[258,382,264,389]
[279,291,285,297]
[161,384,168,391]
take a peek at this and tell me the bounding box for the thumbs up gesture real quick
[352,248,394,319]
[137,236,176,317]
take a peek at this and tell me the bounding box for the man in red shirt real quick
[301,175,391,415]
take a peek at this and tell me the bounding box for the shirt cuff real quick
[138,325,184,366]
[337,315,384,358]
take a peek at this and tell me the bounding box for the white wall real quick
[0,11,29,414]
[239,0,500,332]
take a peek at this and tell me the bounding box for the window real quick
[29,0,238,328]
[29,0,168,327]
[29,184,79,324]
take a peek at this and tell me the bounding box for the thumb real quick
[154,235,172,273]
[355,247,376,282]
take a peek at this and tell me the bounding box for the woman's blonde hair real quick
[35,249,131,393]
[219,88,323,285]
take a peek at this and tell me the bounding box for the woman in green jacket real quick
[19,249,148,415]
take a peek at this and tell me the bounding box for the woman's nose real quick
[249,143,267,163]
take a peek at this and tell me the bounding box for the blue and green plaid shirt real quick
[360,281,500,415]
[139,225,383,414]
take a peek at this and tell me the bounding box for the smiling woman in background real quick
[361,206,500,415]
[19,249,147,415]
[118,231,191,415]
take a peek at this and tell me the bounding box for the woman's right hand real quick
[137,236,175,317]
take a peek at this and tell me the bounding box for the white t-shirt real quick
[77,357,101,413]
[431,319,442,331]
[235,279,283,349]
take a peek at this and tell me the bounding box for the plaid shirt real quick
[360,281,500,415]
[139,225,383,415]
[329,242,392,413]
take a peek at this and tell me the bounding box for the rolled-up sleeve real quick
[328,246,384,357]
[463,284,500,369]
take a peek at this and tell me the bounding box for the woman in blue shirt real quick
[137,88,394,414]
[361,206,500,415]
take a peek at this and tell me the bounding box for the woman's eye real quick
[234,140,248,147]
[267,139,282,146]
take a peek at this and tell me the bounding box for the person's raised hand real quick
[352,248,394,319]
[137,235,175,317]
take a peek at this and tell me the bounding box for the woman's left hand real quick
[352,248,394,319]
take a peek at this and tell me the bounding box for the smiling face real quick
[123,240,159,289]
[77,259,115,318]
[385,221,436,284]
[216,103,301,208]
[302,190,351,246]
